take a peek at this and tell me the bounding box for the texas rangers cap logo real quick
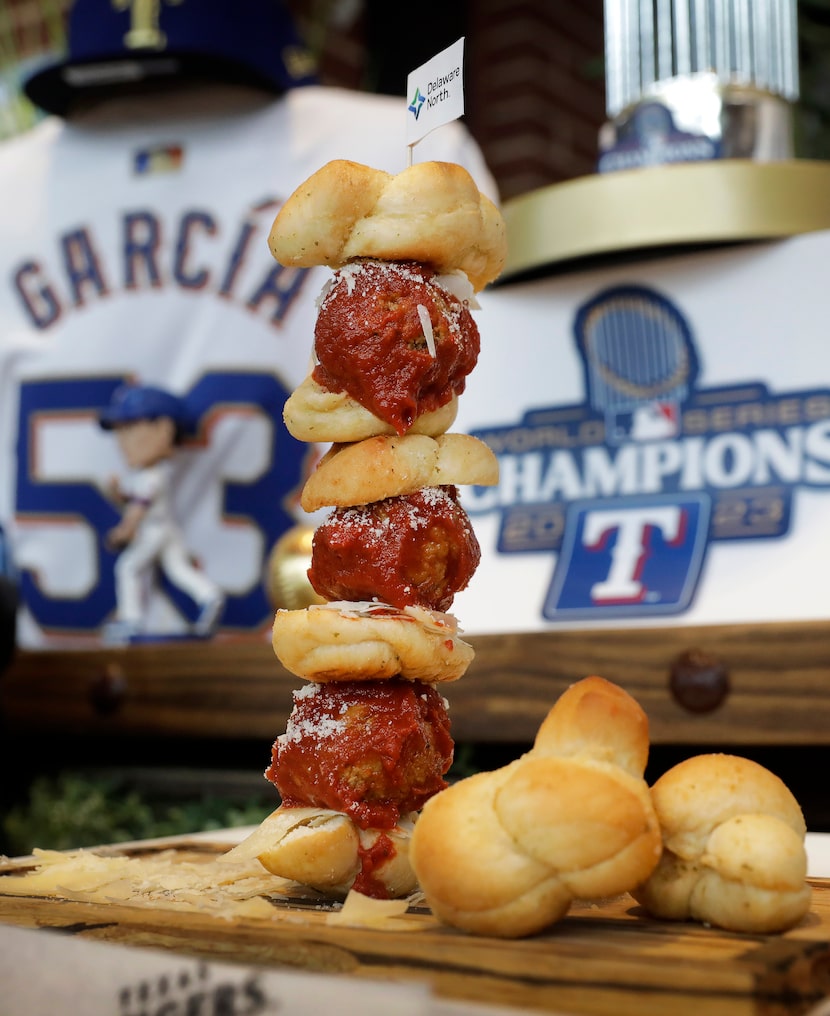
[112,0,178,51]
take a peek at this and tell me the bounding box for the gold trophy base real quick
[501,159,830,281]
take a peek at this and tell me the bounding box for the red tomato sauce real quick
[352,831,397,899]
[266,679,454,830]
[308,486,480,612]
[312,260,479,434]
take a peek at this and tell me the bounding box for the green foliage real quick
[0,0,68,141]
[447,742,480,781]
[2,752,523,857]
[2,772,274,857]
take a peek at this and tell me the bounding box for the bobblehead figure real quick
[99,384,225,644]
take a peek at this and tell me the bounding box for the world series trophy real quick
[598,0,799,172]
[574,286,697,445]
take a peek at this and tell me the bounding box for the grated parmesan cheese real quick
[308,600,461,634]
[435,269,480,309]
[325,889,419,930]
[0,846,292,919]
[416,304,436,357]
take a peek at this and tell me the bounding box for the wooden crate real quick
[1,840,830,1016]
[2,619,829,746]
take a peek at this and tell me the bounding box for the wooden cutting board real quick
[1,840,829,1016]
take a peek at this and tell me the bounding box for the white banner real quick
[453,230,830,635]
[0,921,533,1016]
[0,923,429,1016]
[406,38,466,148]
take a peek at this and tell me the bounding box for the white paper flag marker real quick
[406,37,466,154]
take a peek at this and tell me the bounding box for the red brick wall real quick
[293,0,608,200]
[465,0,607,199]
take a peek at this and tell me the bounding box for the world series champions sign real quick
[453,229,830,637]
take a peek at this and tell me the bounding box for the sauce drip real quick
[353,831,397,899]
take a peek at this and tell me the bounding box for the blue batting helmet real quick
[99,384,191,433]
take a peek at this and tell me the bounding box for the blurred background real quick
[2,0,830,855]
[3,0,830,198]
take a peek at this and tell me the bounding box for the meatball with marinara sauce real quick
[308,485,480,612]
[266,678,453,830]
[312,260,480,435]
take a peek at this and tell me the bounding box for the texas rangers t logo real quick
[543,495,710,619]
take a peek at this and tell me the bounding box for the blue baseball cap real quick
[24,0,318,117]
[99,384,191,433]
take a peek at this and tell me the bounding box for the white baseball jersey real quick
[0,83,498,647]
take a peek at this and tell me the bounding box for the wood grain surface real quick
[2,619,830,745]
[1,843,830,1016]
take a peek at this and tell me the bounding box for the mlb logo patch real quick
[609,400,680,443]
[133,143,185,175]
[543,493,711,620]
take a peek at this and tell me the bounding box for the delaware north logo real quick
[408,87,426,120]
[405,38,465,146]
[467,284,830,621]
